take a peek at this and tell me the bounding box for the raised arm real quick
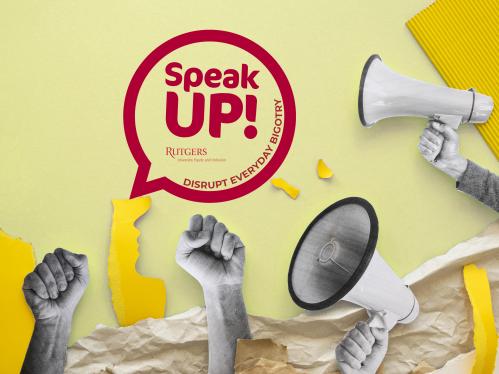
[21,248,89,374]
[176,214,251,374]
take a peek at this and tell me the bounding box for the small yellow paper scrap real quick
[0,229,36,374]
[317,159,333,179]
[271,178,300,199]
[108,197,166,326]
[463,264,498,374]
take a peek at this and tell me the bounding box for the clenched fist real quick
[418,121,468,180]
[23,248,89,321]
[176,214,245,290]
[336,321,388,374]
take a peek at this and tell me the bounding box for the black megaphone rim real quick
[287,196,379,311]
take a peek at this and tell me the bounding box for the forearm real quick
[457,160,499,212]
[21,316,72,374]
[204,285,251,374]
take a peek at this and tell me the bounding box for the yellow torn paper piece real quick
[108,197,166,326]
[271,178,300,199]
[463,264,498,374]
[407,0,499,159]
[0,229,36,374]
[317,159,333,179]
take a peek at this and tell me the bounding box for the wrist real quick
[441,156,467,180]
[35,314,72,334]
[22,314,72,374]
[203,283,243,300]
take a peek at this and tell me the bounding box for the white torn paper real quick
[65,220,499,374]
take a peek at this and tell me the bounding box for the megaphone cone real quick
[288,197,418,330]
[358,55,493,129]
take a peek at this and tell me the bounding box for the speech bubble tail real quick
[130,165,152,199]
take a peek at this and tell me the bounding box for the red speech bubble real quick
[124,30,296,202]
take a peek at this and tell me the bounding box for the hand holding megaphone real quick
[418,120,468,180]
[336,320,388,374]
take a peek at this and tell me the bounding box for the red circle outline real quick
[124,30,296,202]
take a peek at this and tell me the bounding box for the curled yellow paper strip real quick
[463,264,498,374]
[317,159,333,179]
[271,178,300,199]
[108,197,166,326]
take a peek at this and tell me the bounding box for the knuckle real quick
[23,272,34,285]
[351,329,361,339]
[79,254,88,264]
[35,263,47,273]
[343,338,355,349]
[335,347,345,359]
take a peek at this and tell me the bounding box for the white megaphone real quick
[358,54,494,150]
[288,197,418,330]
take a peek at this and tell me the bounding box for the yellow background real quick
[1,0,497,344]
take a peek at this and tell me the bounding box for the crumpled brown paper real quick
[235,339,299,373]
[411,338,499,374]
[65,220,499,374]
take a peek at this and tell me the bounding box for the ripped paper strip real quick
[271,178,300,199]
[108,197,166,326]
[67,220,499,374]
[407,0,499,159]
[464,264,498,373]
[0,229,36,374]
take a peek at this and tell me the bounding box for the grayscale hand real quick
[336,321,388,374]
[418,121,467,180]
[21,248,89,374]
[176,215,250,374]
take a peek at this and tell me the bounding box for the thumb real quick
[432,122,458,142]
[178,230,211,255]
[61,249,89,281]
[231,235,245,265]
[61,249,87,268]
[362,327,388,370]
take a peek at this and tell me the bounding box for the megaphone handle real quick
[426,121,445,162]
[431,114,462,130]
[428,114,461,162]
[367,309,398,331]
